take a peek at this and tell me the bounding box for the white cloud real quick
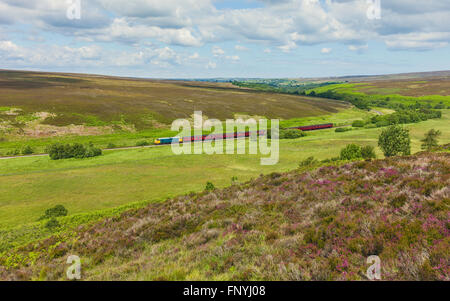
[321,47,332,54]
[384,32,450,51]
[348,44,368,53]
[189,52,200,59]
[263,48,271,53]
[226,55,240,61]
[235,45,248,51]
[206,61,216,69]
[212,46,225,56]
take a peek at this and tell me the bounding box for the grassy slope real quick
[1,151,448,280]
[0,110,449,230]
[307,83,450,106]
[0,107,363,155]
[0,70,347,127]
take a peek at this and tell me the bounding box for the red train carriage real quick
[287,123,333,131]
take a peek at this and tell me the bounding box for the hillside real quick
[1,151,448,281]
[0,70,348,137]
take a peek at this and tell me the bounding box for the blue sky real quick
[1,0,449,78]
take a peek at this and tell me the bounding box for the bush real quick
[84,143,102,158]
[6,149,20,156]
[136,140,150,146]
[361,145,376,160]
[22,145,34,155]
[299,156,318,167]
[378,125,411,157]
[47,143,102,160]
[39,205,68,220]
[340,144,362,160]
[45,218,60,230]
[205,182,215,191]
[279,129,306,139]
[351,120,365,127]
[335,127,351,133]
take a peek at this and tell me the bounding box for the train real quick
[154,123,333,145]
[155,130,266,145]
[286,123,333,131]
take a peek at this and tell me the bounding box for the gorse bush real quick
[46,142,102,160]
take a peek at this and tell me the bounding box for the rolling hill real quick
[1,150,448,280]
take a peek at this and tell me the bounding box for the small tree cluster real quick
[47,142,102,160]
[340,144,376,160]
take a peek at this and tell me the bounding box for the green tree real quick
[421,129,441,151]
[340,144,362,160]
[378,125,411,157]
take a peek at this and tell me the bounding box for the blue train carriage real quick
[154,137,183,145]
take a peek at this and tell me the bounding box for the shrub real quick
[45,218,60,230]
[351,120,365,127]
[299,156,318,167]
[361,145,376,160]
[205,182,215,191]
[39,205,68,220]
[340,144,362,160]
[378,125,411,157]
[335,127,351,132]
[47,143,102,160]
[21,145,34,155]
[279,129,306,139]
[84,143,102,158]
[6,149,20,156]
[136,140,149,146]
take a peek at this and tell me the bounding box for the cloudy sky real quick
[1,0,449,78]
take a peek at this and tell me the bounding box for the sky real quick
[0,0,450,78]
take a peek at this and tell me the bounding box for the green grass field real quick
[1,110,448,232]
[307,83,450,106]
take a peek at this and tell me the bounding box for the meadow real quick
[1,110,448,232]
[2,151,448,280]
[306,81,450,107]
